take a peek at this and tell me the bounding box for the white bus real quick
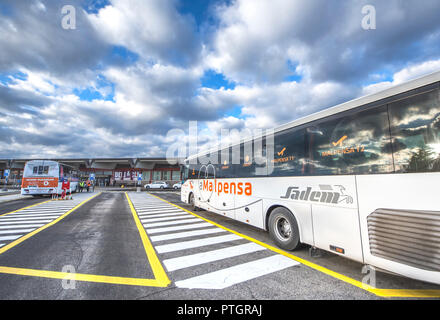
[21,160,79,196]
[181,71,440,285]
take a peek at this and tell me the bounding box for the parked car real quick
[172,182,182,189]
[144,181,170,189]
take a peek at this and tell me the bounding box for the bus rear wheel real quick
[268,207,300,251]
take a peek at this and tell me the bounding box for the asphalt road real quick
[0,191,438,300]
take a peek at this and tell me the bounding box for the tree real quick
[407,146,435,172]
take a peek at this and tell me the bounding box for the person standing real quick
[61,178,70,200]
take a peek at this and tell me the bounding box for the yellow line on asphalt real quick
[0,199,53,217]
[0,193,102,255]
[0,192,170,288]
[148,192,440,299]
[0,266,164,287]
[125,192,170,287]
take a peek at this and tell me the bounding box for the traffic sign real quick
[4,169,10,178]
[89,173,95,181]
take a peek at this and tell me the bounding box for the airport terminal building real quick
[0,158,183,187]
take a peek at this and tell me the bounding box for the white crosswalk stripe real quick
[146,222,213,234]
[0,228,36,235]
[141,215,197,223]
[150,227,226,242]
[3,213,63,219]
[175,255,300,289]
[0,216,61,222]
[0,193,96,249]
[128,192,301,290]
[137,209,183,214]
[0,224,44,229]
[163,242,266,271]
[0,220,52,225]
[138,212,187,218]
[155,234,242,253]
[0,235,22,241]
[143,218,200,228]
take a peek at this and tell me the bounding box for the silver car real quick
[144,181,170,189]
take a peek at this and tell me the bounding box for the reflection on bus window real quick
[217,148,233,178]
[307,105,393,175]
[269,128,306,177]
[389,88,440,173]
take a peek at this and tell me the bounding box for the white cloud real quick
[1,0,440,159]
[88,0,200,66]
[362,59,440,95]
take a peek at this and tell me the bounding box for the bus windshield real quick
[23,161,59,178]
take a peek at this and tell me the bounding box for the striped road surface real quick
[128,192,300,290]
[0,192,97,250]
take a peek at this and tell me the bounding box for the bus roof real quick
[24,160,59,166]
[187,70,440,161]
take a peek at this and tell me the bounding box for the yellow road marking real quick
[125,192,170,287]
[148,192,440,298]
[0,266,163,287]
[0,193,101,255]
[0,192,170,288]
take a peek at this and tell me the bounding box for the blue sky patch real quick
[108,45,139,66]
[284,60,302,82]
[0,3,13,16]
[223,104,243,118]
[0,71,27,85]
[201,69,235,90]
[73,75,115,102]
[81,0,110,14]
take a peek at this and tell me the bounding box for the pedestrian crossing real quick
[128,192,300,290]
[0,193,96,250]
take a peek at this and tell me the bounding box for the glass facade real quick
[172,170,181,180]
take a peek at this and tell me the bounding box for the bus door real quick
[198,163,236,220]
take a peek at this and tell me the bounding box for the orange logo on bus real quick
[332,135,348,147]
[202,179,252,196]
[277,147,286,156]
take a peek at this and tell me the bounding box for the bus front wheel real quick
[268,207,300,251]
[189,193,199,211]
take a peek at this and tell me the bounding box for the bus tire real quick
[268,207,300,251]
[189,192,198,211]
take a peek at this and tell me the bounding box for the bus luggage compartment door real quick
[310,177,363,262]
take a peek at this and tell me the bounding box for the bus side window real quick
[269,127,306,177]
[188,163,199,178]
[389,88,440,173]
[306,105,393,175]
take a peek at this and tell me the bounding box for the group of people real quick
[78,179,94,193]
[57,178,94,200]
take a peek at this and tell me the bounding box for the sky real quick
[1,0,440,159]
